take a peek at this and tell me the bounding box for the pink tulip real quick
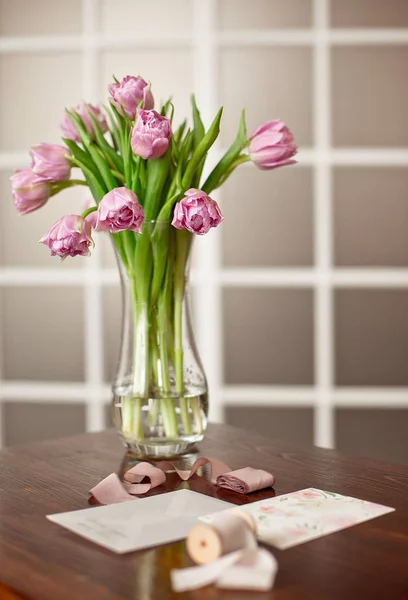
[60,103,108,142]
[131,109,171,160]
[249,120,297,170]
[108,75,154,120]
[85,210,98,229]
[30,143,71,181]
[172,189,223,235]
[95,187,144,233]
[11,169,51,215]
[40,214,94,260]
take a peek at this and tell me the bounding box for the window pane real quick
[225,406,314,447]
[219,0,312,29]
[0,0,82,36]
[0,170,87,269]
[222,165,313,267]
[330,0,408,28]
[336,409,408,465]
[0,53,82,151]
[334,167,408,267]
[332,47,408,147]
[335,289,408,386]
[2,287,85,381]
[223,288,314,385]
[101,0,192,35]
[220,47,312,147]
[3,402,86,446]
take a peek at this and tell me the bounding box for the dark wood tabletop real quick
[0,423,407,600]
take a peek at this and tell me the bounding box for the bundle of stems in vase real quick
[11,74,297,441]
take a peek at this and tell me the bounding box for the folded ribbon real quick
[90,457,275,505]
[171,547,278,592]
[171,510,278,592]
[217,467,276,494]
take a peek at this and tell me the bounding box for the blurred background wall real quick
[1,0,408,464]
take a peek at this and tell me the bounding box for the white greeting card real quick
[47,489,233,553]
[201,488,395,550]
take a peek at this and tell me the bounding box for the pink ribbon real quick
[217,467,275,494]
[90,458,275,505]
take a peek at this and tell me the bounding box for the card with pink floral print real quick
[201,488,395,550]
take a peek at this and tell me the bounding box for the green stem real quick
[148,321,160,428]
[131,288,149,398]
[191,398,203,434]
[68,179,88,186]
[129,283,149,441]
[132,398,143,440]
[111,169,125,182]
[81,206,97,219]
[122,397,133,438]
[174,230,192,435]
[49,179,88,197]
[157,262,179,438]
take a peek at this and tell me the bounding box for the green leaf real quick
[108,102,132,186]
[173,120,187,146]
[202,109,247,194]
[66,110,119,191]
[63,138,107,200]
[86,107,124,174]
[181,106,223,190]
[70,157,106,201]
[160,97,173,117]
[171,136,181,164]
[156,190,183,222]
[143,150,172,221]
[103,103,121,150]
[63,138,100,179]
[191,95,205,149]
[168,102,175,124]
[176,129,193,191]
[216,154,250,187]
[190,95,206,187]
[164,128,193,203]
[150,224,172,305]
[131,155,146,202]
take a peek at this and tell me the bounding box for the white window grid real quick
[1,0,408,449]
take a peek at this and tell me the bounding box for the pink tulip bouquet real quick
[11,74,296,454]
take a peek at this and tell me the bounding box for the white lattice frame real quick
[1,0,408,448]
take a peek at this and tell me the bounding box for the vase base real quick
[123,434,204,458]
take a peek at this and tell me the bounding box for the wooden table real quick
[0,424,407,599]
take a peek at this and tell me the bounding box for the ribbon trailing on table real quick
[90,457,275,504]
[171,509,278,592]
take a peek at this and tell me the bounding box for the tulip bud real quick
[131,109,171,160]
[172,189,223,235]
[95,187,144,233]
[30,143,71,181]
[11,168,51,215]
[108,75,154,120]
[39,214,94,260]
[60,103,108,142]
[249,120,297,170]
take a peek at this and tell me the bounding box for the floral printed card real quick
[201,488,395,550]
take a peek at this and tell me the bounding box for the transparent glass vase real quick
[111,221,208,457]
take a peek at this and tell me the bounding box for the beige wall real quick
[1,0,408,464]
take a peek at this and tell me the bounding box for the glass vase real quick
[111,220,208,457]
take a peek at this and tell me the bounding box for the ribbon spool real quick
[186,509,257,565]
